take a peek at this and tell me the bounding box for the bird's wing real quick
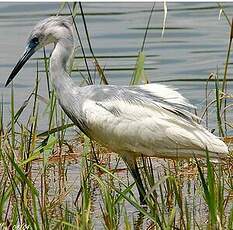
[81,87,227,158]
[80,84,198,125]
[129,83,196,109]
[127,83,200,122]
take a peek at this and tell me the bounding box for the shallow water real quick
[0,3,232,228]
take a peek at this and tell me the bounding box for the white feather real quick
[82,98,228,159]
[137,83,195,109]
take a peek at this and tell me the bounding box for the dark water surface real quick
[0,2,233,130]
[0,3,232,228]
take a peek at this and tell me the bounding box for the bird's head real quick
[5,16,73,87]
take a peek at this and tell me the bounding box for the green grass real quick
[0,2,232,230]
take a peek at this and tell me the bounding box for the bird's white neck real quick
[50,38,75,92]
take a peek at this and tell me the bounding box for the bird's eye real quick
[31,37,39,44]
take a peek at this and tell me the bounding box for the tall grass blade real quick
[130,51,145,85]
[78,2,108,85]
[215,72,224,137]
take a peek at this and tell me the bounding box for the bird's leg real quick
[122,155,147,205]
[131,162,147,205]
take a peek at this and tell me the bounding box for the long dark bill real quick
[5,46,36,87]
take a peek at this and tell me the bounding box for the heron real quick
[5,16,228,204]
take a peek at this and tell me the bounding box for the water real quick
[0,3,232,228]
[0,2,233,129]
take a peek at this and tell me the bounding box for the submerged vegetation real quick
[0,2,233,230]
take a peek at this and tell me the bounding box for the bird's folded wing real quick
[130,83,196,109]
[82,97,228,157]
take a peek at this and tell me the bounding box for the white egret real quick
[6,16,228,204]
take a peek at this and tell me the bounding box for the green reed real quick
[0,2,232,230]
